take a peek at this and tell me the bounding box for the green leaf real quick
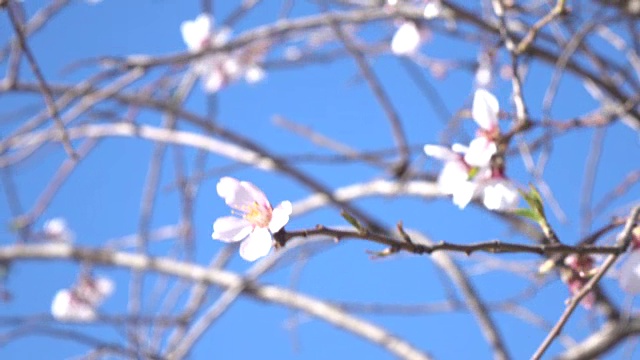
[513,208,542,222]
[340,210,365,233]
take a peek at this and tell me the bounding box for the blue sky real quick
[1,0,639,359]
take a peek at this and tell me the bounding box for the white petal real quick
[464,137,497,168]
[51,290,96,322]
[51,289,72,319]
[244,66,266,84]
[216,177,270,210]
[391,22,421,56]
[269,201,292,233]
[424,144,458,161]
[472,88,499,130]
[620,251,640,294]
[203,69,225,93]
[423,1,442,19]
[43,218,74,242]
[438,161,469,195]
[181,14,212,51]
[239,228,273,261]
[450,143,469,154]
[482,180,519,211]
[94,277,114,301]
[451,181,478,209]
[212,216,253,242]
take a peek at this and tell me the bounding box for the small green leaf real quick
[341,210,365,233]
[513,208,542,222]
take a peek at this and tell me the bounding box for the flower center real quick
[243,202,272,228]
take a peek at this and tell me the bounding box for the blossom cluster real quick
[51,275,114,322]
[424,89,519,210]
[180,14,268,93]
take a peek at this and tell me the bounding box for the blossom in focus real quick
[465,89,500,167]
[212,177,292,261]
[391,21,422,56]
[51,276,114,322]
[43,218,74,243]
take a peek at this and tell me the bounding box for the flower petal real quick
[472,88,499,130]
[181,14,212,51]
[391,22,421,56]
[423,0,442,19]
[482,180,519,211]
[239,228,273,261]
[464,137,496,168]
[451,180,478,209]
[245,65,266,84]
[424,144,458,161]
[438,161,469,195]
[212,216,253,242]
[619,251,640,294]
[269,201,292,233]
[216,177,270,210]
[51,290,96,322]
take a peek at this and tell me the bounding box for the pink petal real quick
[619,251,640,294]
[472,88,499,130]
[391,22,421,56]
[464,137,497,168]
[269,201,292,233]
[239,228,273,261]
[216,177,270,210]
[212,216,253,242]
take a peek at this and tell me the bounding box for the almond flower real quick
[51,276,114,322]
[212,177,292,261]
[562,254,596,309]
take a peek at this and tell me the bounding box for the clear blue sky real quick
[0,0,639,359]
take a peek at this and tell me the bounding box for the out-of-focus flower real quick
[391,21,422,56]
[51,276,114,322]
[561,255,596,309]
[212,177,292,261]
[43,218,74,243]
[424,144,477,209]
[180,14,267,93]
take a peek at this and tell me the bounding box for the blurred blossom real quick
[180,14,267,93]
[51,276,114,322]
[212,177,292,261]
[619,231,640,294]
[43,218,74,243]
[423,0,443,19]
[391,21,422,56]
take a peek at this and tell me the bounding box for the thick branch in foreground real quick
[0,244,432,360]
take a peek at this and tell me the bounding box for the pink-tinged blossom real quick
[391,22,422,56]
[212,177,292,261]
[425,144,519,211]
[43,218,74,243]
[567,277,596,310]
[561,255,596,309]
[51,276,114,322]
[465,89,500,167]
